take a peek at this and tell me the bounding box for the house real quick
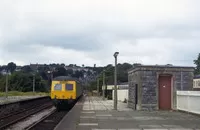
[128,64,194,111]
[30,63,45,72]
[0,69,11,75]
[15,66,22,72]
[64,66,89,72]
[102,82,129,101]
[112,83,129,102]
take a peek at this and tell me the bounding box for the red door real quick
[159,76,172,110]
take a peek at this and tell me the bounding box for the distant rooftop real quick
[194,75,200,79]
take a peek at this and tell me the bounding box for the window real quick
[54,84,62,91]
[66,84,73,91]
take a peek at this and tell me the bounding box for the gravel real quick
[6,107,56,130]
[29,110,68,130]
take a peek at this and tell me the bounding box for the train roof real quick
[52,76,80,82]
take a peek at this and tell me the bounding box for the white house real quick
[102,83,129,102]
[0,69,11,75]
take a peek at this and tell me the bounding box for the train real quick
[50,76,83,110]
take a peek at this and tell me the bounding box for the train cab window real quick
[54,84,62,91]
[66,84,73,91]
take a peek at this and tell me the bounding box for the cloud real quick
[0,0,199,67]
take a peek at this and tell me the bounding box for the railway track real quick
[0,101,53,130]
[26,98,81,130]
[0,97,50,117]
[25,110,67,130]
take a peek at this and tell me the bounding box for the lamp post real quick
[113,52,119,110]
[97,78,100,96]
[48,70,53,85]
[33,74,35,93]
[102,69,105,100]
[5,72,8,99]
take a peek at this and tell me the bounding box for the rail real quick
[25,109,57,130]
[0,102,53,130]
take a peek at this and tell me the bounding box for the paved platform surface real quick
[55,96,200,130]
[0,96,46,105]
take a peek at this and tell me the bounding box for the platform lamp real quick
[113,52,119,110]
[97,77,100,96]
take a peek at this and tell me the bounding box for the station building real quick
[128,64,194,110]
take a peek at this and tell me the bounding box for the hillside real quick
[0,62,136,92]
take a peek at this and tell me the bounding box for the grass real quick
[0,91,49,97]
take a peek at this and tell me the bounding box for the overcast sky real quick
[0,0,199,67]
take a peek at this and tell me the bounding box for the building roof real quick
[128,64,195,72]
[137,64,194,68]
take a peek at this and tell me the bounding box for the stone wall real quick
[141,70,157,110]
[128,71,139,109]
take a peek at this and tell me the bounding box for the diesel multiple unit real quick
[50,76,83,110]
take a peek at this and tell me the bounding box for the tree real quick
[194,53,200,75]
[68,64,74,67]
[0,71,48,92]
[66,69,73,76]
[40,71,48,80]
[53,67,67,77]
[7,62,17,73]
[88,63,133,93]
[72,71,84,78]
[21,65,32,73]
[61,63,65,67]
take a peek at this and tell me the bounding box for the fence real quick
[177,91,200,115]
[112,89,128,103]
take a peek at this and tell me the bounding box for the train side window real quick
[66,84,73,91]
[54,84,62,91]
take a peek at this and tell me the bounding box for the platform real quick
[0,95,47,105]
[54,96,200,130]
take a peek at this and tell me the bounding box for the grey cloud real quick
[0,0,200,66]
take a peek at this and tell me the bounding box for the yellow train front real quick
[50,76,83,110]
